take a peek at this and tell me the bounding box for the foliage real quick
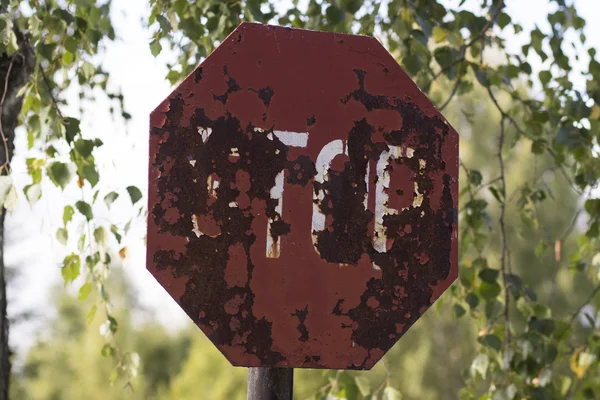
[11,269,191,400]
[2,0,600,399]
[146,0,600,398]
[2,0,144,386]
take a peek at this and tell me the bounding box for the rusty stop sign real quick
[147,22,458,370]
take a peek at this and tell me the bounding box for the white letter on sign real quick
[266,130,309,258]
[373,146,419,254]
[311,140,370,255]
[312,140,347,239]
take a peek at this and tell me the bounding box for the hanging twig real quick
[439,78,461,111]
[558,285,600,340]
[39,63,65,121]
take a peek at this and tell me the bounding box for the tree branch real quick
[39,63,65,121]
[497,118,512,355]
[439,77,461,111]
[558,285,600,340]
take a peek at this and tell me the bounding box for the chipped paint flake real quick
[273,130,309,147]
[199,126,213,143]
[412,182,424,208]
[266,171,284,258]
[191,214,202,238]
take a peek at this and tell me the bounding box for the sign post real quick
[247,367,293,400]
[147,22,459,399]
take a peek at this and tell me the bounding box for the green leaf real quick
[454,304,466,318]
[341,0,362,14]
[325,5,345,24]
[530,319,555,336]
[81,61,95,79]
[382,387,402,400]
[110,224,122,244]
[62,50,74,65]
[27,130,34,149]
[479,281,501,300]
[75,138,96,158]
[64,36,78,53]
[524,287,537,301]
[61,253,81,285]
[0,176,12,207]
[109,368,118,383]
[78,282,92,300]
[489,185,505,203]
[56,228,68,245]
[472,257,488,269]
[354,376,370,397]
[402,55,421,76]
[63,117,81,143]
[466,293,479,309]
[26,157,45,184]
[497,13,511,29]
[63,205,75,226]
[3,184,17,212]
[479,268,499,283]
[478,334,502,351]
[150,38,162,57]
[87,304,97,325]
[108,315,118,333]
[75,200,93,221]
[493,385,517,400]
[126,186,142,205]
[47,162,74,190]
[433,46,456,69]
[432,26,446,43]
[78,234,86,252]
[539,70,552,86]
[556,126,581,148]
[470,354,489,379]
[104,191,119,209]
[101,343,115,358]
[94,226,107,248]
[46,146,59,158]
[531,139,547,154]
[585,199,600,215]
[485,299,503,320]
[83,165,100,187]
[469,170,483,186]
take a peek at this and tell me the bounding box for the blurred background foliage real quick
[2,0,600,399]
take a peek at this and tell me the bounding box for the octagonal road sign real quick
[147,22,458,370]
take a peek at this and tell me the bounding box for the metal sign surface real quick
[147,22,458,370]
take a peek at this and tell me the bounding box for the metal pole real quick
[247,367,293,400]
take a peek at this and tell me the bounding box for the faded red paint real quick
[146,22,459,370]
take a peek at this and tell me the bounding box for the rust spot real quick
[194,67,203,82]
[250,86,275,106]
[291,305,309,342]
[213,66,241,104]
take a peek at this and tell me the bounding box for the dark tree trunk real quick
[0,211,8,400]
[0,20,35,399]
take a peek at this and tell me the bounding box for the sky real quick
[5,0,600,357]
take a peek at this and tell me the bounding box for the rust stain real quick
[146,22,459,370]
